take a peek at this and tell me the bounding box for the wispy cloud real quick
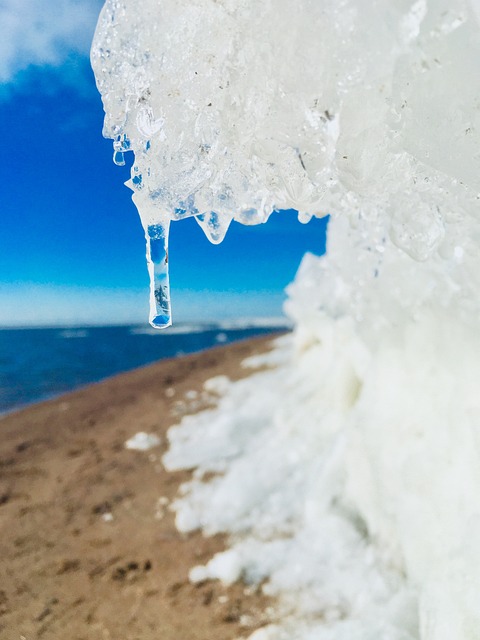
[0,0,103,83]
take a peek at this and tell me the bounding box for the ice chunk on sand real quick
[125,432,161,451]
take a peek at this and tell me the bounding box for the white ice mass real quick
[91,1,480,638]
[124,431,161,451]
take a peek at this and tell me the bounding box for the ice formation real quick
[163,291,480,640]
[124,431,161,451]
[91,0,480,638]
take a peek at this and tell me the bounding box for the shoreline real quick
[0,326,290,418]
[0,334,280,639]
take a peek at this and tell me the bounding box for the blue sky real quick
[0,0,328,327]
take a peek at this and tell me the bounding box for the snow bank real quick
[164,304,480,638]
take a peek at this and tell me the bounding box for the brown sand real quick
[0,334,280,640]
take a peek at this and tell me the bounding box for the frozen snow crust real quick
[92,0,480,637]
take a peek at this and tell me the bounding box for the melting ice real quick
[91,0,480,638]
[91,0,480,326]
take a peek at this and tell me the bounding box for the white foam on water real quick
[129,319,289,335]
[159,323,211,335]
[59,329,89,339]
[92,1,480,637]
[215,318,293,331]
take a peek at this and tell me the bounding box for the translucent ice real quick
[146,222,171,328]
[92,0,480,326]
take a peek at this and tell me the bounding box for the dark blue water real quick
[0,323,286,414]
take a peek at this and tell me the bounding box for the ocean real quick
[0,321,288,415]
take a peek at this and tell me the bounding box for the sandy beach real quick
[0,334,280,640]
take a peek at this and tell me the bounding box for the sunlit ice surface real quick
[92,1,480,638]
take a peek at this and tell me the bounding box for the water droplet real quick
[298,211,313,224]
[195,211,230,244]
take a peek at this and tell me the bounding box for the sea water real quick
[0,322,287,414]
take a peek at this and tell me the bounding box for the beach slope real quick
[0,335,279,639]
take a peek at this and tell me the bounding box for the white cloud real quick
[0,0,103,82]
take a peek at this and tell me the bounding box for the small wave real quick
[130,323,214,336]
[59,329,89,339]
[165,323,215,335]
[129,326,164,336]
[129,319,291,336]
[216,317,292,331]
